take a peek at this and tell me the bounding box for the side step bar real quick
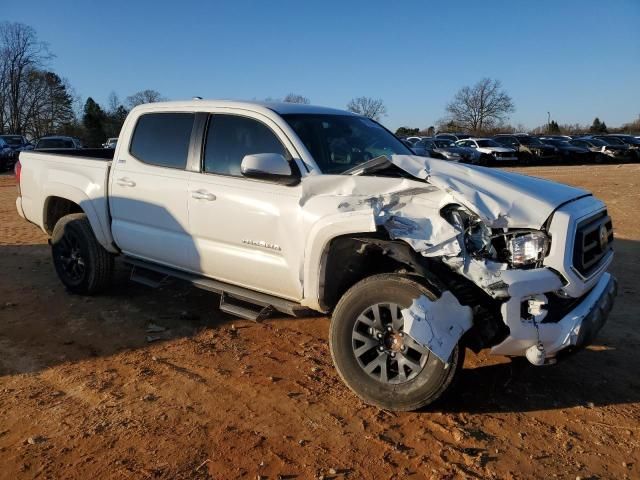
[219,293,275,321]
[124,257,311,318]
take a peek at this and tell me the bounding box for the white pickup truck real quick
[15,100,617,411]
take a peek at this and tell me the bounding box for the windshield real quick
[282,114,412,174]
[0,135,24,146]
[416,139,435,148]
[587,139,608,147]
[599,137,624,145]
[517,136,543,145]
[476,139,501,148]
[433,139,455,148]
[543,139,568,146]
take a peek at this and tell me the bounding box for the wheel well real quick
[44,197,83,234]
[319,233,446,312]
[319,233,509,351]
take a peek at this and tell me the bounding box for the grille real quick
[573,211,613,276]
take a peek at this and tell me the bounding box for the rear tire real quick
[51,213,114,294]
[329,274,464,411]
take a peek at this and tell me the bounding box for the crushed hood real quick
[388,155,590,228]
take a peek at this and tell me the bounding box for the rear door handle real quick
[116,177,136,187]
[191,189,216,201]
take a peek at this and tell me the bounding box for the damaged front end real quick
[313,154,617,365]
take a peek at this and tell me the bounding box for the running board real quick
[219,293,275,322]
[124,257,310,318]
[130,266,167,288]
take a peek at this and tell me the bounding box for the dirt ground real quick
[0,164,639,480]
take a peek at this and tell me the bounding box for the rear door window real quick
[130,113,195,169]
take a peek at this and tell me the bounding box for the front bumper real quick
[490,271,617,360]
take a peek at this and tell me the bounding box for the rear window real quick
[130,113,195,169]
[36,138,74,149]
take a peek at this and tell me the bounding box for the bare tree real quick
[107,91,122,113]
[0,22,53,134]
[126,89,165,108]
[445,78,515,132]
[346,97,387,121]
[283,93,310,104]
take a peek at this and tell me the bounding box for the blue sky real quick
[3,0,639,131]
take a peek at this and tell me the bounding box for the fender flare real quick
[301,209,377,312]
[43,182,117,253]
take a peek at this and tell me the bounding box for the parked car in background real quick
[592,135,640,160]
[455,138,518,164]
[435,133,472,142]
[0,134,32,163]
[0,138,15,171]
[569,137,633,162]
[34,136,84,150]
[493,134,557,164]
[539,138,593,163]
[102,137,118,149]
[404,136,425,145]
[429,138,481,163]
[537,134,573,141]
[407,138,446,159]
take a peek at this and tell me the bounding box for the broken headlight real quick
[442,205,495,258]
[507,232,549,266]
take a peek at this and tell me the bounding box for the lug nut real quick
[376,333,383,339]
[386,326,392,332]
[390,352,396,358]
[378,346,384,352]
[399,332,404,337]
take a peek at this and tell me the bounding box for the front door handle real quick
[116,177,136,187]
[191,189,216,201]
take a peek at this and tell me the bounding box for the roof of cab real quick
[131,99,359,117]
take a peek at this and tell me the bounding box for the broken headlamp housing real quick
[442,205,550,268]
[442,205,495,258]
[505,231,549,267]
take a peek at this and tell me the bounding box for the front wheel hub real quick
[351,303,430,385]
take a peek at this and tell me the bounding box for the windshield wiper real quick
[342,155,391,175]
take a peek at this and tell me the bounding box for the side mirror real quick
[241,153,299,185]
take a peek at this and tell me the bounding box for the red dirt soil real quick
[0,165,639,479]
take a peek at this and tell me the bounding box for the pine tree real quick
[590,117,606,133]
[82,98,107,147]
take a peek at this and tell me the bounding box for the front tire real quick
[51,213,114,294]
[329,274,464,411]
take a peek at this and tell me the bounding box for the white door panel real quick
[110,166,195,269]
[187,174,303,300]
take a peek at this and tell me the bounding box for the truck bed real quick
[27,148,115,160]
[17,150,116,252]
